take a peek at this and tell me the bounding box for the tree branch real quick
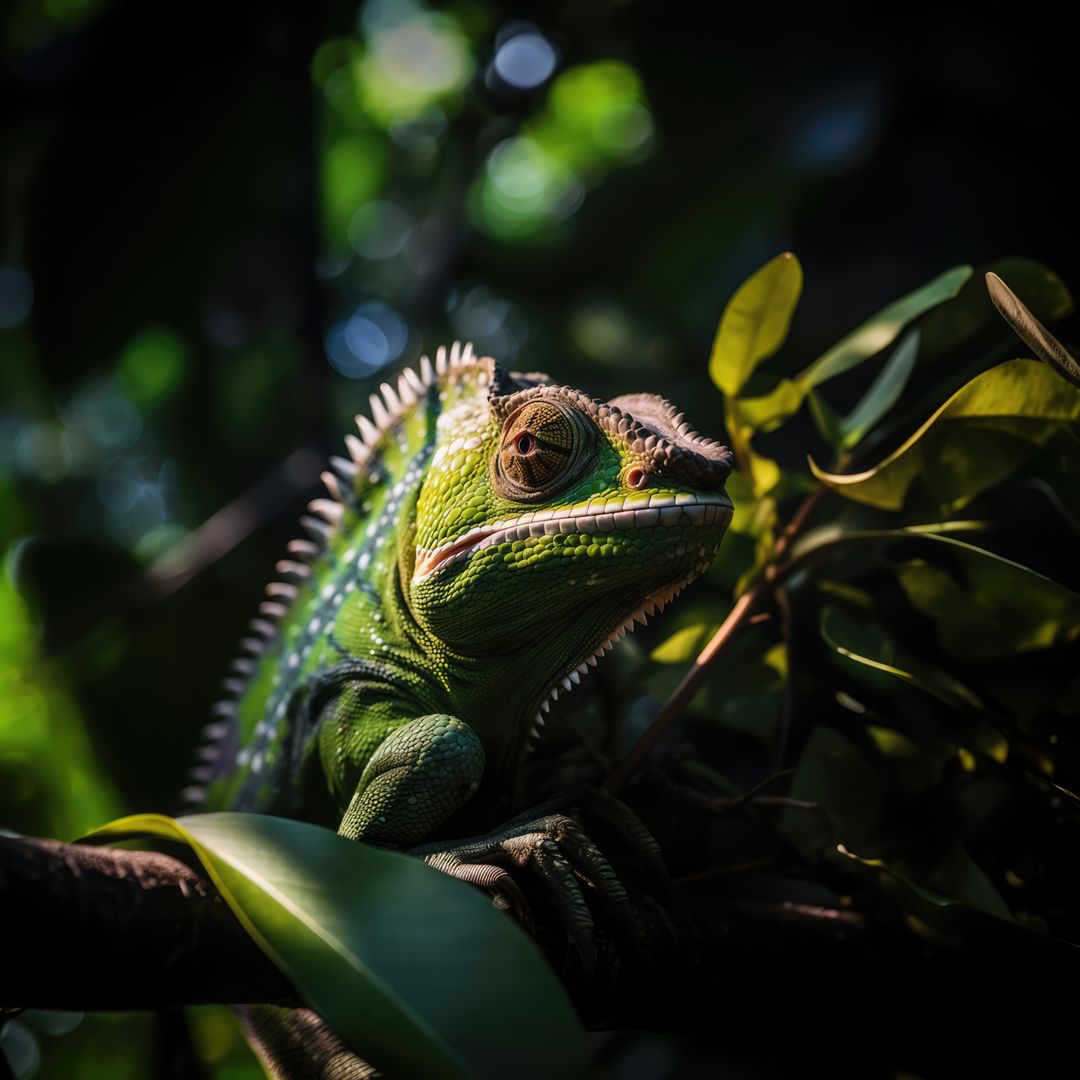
[0,831,1070,1073]
[0,835,296,1010]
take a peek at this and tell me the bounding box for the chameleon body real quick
[196,342,733,854]
[192,341,733,1076]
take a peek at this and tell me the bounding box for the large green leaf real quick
[893,547,1080,660]
[809,358,1080,512]
[708,251,803,397]
[84,813,587,1080]
[734,264,972,433]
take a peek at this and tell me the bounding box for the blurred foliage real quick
[3,0,1080,1077]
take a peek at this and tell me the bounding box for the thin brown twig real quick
[605,480,833,795]
[773,584,794,770]
[604,584,765,793]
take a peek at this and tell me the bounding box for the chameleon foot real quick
[411,806,645,974]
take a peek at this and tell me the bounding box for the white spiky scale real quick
[369,393,390,429]
[356,415,380,446]
[287,539,319,559]
[345,434,369,466]
[404,366,425,395]
[321,471,343,502]
[330,455,357,479]
[381,381,400,413]
[301,515,331,541]
[309,498,344,525]
[397,373,416,406]
[275,559,310,580]
[435,346,448,375]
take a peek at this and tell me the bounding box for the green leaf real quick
[819,606,984,713]
[834,844,1072,950]
[709,252,803,397]
[836,328,920,450]
[893,549,1080,660]
[786,521,992,583]
[84,813,587,1080]
[733,265,972,432]
[806,387,842,445]
[809,358,1080,512]
[986,270,1080,389]
[800,265,972,390]
[728,377,804,434]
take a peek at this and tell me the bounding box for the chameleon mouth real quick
[412,493,733,581]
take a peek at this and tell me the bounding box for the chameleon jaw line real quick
[413,494,733,582]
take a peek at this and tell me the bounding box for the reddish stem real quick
[604,481,831,795]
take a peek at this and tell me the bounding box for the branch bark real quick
[0,835,295,1010]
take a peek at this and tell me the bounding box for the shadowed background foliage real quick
[2,2,1078,1077]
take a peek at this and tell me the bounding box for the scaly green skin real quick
[197,342,734,856]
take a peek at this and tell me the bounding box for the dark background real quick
[2,3,1077,1077]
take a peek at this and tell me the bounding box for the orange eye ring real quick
[513,432,536,455]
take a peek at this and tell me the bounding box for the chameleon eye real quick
[493,399,590,501]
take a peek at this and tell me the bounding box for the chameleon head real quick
[409,368,734,664]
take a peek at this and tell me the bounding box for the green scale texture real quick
[199,346,734,849]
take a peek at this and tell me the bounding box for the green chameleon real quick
[191,340,733,1075]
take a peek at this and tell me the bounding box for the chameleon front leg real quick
[329,711,638,970]
[336,714,485,847]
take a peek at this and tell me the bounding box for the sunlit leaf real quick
[819,606,984,713]
[893,549,1080,660]
[801,265,972,389]
[708,252,803,397]
[651,622,718,664]
[729,377,804,434]
[809,359,1080,512]
[743,443,781,497]
[835,328,920,449]
[84,813,586,1080]
[986,270,1080,389]
[734,265,972,432]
